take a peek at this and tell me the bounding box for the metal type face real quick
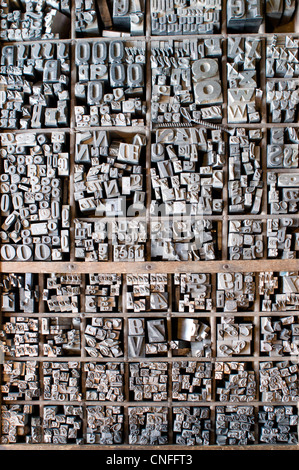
[74,219,146,262]
[215,405,256,445]
[172,361,212,402]
[43,274,82,313]
[129,362,168,401]
[42,317,81,357]
[171,318,211,358]
[84,317,123,358]
[74,131,146,217]
[126,273,169,312]
[228,128,263,215]
[173,406,211,446]
[75,40,146,127]
[43,405,83,444]
[1,405,42,444]
[128,406,168,445]
[85,274,122,313]
[86,406,123,444]
[0,44,70,129]
[260,315,299,356]
[128,317,167,358]
[227,38,262,124]
[0,132,70,261]
[259,361,299,402]
[174,273,212,312]
[151,0,221,35]
[266,79,299,123]
[258,405,298,444]
[151,218,220,261]
[266,218,299,258]
[216,317,254,357]
[259,271,299,311]
[227,0,263,33]
[0,273,39,313]
[267,171,299,214]
[76,0,145,37]
[1,361,40,401]
[43,361,82,401]
[0,317,39,358]
[0,1,71,41]
[215,362,257,402]
[151,127,225,216]
[216,273,256,312]
[228,219,263,260]
[151,39,223,125]
[84,363,124,401]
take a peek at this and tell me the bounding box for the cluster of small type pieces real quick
[228,219,263,260]
[42,362,82,401]
[170,318,211,357]
[258,405,298,445]
[126,273,169,312]
[86,406,124,444]
[174,273,212,312]
[74,131,146,216]
[41,317,81,357]
[151,39,223,125]
[0,44,70,129]
[266,80,299,123]
[215,362,257,402]
[173,407,211,446]
[129,362,168,401]
[171,361,212,401]
[260,316,299,356]
[216,317,253,357]
[76,0,145,37]
[216,272,256,312]
[0,273,39,313]
[227,37,262,124]
[74,219,146,262]
[228,128,263,215]
[151,0,221,35]
[0,317,39,357]
[128,317,168,358]
[1,405,42,444]
[43,405,83,444]
[215,406,256,445]
[266,218,299,258]
[74,40,146,127]
[128,406,168,445]
[151,128,225,216]
[85,274,121,313]
[84,317,123,358]
[268,171,299,214]
[266,35,299,79]
[84,362,124,401]
[0,0,71,41]
[1,361,40,401]
[259,271,299,311]
[151,218,220,261]
[43,274,81,313]
[259,361,299,402]
[267,128,299,169]
[0,132,70,261]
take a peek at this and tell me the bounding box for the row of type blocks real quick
[1,403,298,446]
[2,36,299,128]
[0,0,298,40]
[1,272,299,358]
[2,126,299,260]
[1,360,299,403]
